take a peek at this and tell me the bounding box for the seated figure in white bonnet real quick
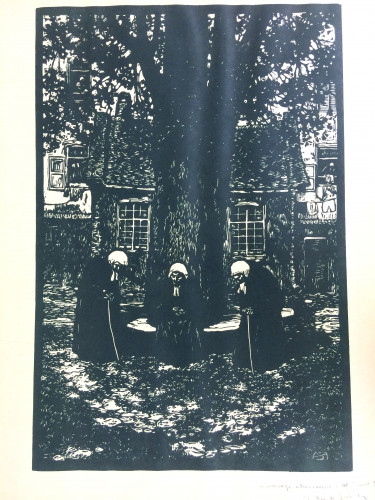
[147,261,203,366]
[73,249,128,362]
[108,250,129,282]
[230,259,285,372]
[168,262,189,296]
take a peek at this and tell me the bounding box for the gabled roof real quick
[88,103,155,189]
[88,108,307,193]
[231,115,308,192]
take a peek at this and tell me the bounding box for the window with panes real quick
[117,200,150,251]
[230,203,265,256]
[48,156,66,191]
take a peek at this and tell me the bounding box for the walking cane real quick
[107,299,120,362]
[247,313,254,374]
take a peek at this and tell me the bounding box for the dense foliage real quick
[41,5,339,311]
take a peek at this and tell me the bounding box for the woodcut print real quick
[34,4,352,470]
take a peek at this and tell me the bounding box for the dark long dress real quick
[73,257,121,362]
[233,264,285,372]
[147,278,203,366]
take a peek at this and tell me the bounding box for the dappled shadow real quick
[36,281,348,470]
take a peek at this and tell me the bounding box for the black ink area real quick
[34,4,351,471]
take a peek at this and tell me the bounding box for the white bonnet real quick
[108,250,128,267]
[230,260,250,276]
[168,262,188,278]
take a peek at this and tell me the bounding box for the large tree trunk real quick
[144,8,238,322]
[197,11,237,319]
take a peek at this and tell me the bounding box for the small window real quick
[117,200,150,251]
[305,165,315,191]
[229,203,265,257]
[48,157,66,191]
[67,61,90,104]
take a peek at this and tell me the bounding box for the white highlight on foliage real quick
[96,417,122,427]
[102,398,121,411]
[235,13,248,42]
[281,308,294,318]
[315,307,339,334]
[181,441,205,457]
[277,426,306,440]
[208,13,215,31]
[237,119,249,128]
[129,14,137,38]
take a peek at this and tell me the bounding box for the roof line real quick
[103,183,155,192]
[231,189,290,194]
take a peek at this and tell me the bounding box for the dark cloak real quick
[73,256,121,362]
[233,263,285,372]
[147,277,204,366]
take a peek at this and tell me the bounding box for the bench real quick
[127,309,294,333]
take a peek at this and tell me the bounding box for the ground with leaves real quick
[34,281,350,471]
